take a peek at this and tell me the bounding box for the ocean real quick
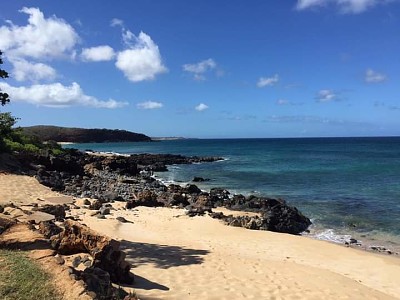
[68,137,400,251]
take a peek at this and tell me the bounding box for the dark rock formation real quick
[193,177,210,182]
[38,221,63,239]
[0,217,17,235]
[35,204,66,221]
[53,220,133,284]
[81,267,114,298]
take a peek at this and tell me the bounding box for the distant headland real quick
[21,125,152,143]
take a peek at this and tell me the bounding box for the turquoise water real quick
[68,137,400,249]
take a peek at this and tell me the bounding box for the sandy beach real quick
[1,173,400,299]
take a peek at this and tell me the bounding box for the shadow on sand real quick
[119,240,210,295]
[120,240,210,269]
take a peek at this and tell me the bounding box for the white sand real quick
[1,174,400,299]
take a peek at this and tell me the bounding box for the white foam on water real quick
[305,229,355,244]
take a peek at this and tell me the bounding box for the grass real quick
[0,249,61,300]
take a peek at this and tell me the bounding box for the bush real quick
[23,143,41,153]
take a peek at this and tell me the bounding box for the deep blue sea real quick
[68,137,400,250]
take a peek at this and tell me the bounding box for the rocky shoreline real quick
[1,149,399,299]
[2,149,398,255]
[6,149,312,235]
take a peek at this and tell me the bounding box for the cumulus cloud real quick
[296,0,386,14]
[137,101,163,109]
[365,69,386,83]
[183,59,216,81]
[10,58,56,82]
[195,103,209,111]
[257,74,279,87]
[316,89,337,102]
[0,82,127,108]
[115,31,167,82]
[0,7,79,59]
[81,45,115,62]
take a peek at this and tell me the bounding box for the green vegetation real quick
[22,125,152,143]
[0,249,61,299]
[0,50,10,106]
[0,51,64,155]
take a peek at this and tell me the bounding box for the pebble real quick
[54,255,65,265]
[72,256,82,268]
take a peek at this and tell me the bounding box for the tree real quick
[0,50,13,152]
[0,50,10,106]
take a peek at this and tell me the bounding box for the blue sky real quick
[0,0,399,138]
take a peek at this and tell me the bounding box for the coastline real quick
[153,168,400,256]
[1,173,400,299]
[69,148,400,255]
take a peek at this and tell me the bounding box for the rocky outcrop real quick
[35,204,67,221]
[0,217,17,235]
[53,220,133,284]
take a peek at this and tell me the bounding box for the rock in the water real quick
[193,177,210,182]
[261,203,311,234]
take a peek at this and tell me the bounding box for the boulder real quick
[35,170,65,191]
[169,193,190,207]
[261,204,311,234]
[81,267,113,298]
[0,217,17,235]
[53,220,133,284]
[126,190,164,208]
[89,200,103,210]
[193,177,210,182]
[35,204,66,221]
[38,221,63,239]
[184,184,202,194]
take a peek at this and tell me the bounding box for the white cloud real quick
[296,0,327,10]
[115,31,167,82]
[110,18,124,27]
[276,99,289,105]
[296,0,385,13]
[10,58,56,82]
[183,59,216,81]
[276,99,304,106]
[0,82,127,108]
[316,89,336,102]
[365,68,386,83]
[137,101,163,109]
[195,103,209,111]
[81,45,115,62]
[183,59,216,73]
[257,74,279,87]
[0,7,79,60]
